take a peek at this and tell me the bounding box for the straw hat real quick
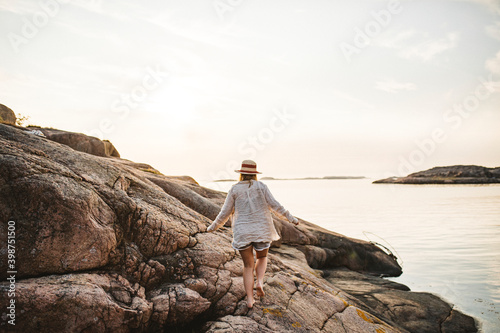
[234,160,262,174]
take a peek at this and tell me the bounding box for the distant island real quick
[215,176,366,182]
[373,165,500,184]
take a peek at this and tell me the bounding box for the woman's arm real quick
[207,188,236,232]
[261,183,299,225]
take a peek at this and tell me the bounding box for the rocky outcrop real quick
[0,104,16,125]
[27,126,121,158]
[325,269,477,333]
[373,165,500,184]
[0,124,476,332]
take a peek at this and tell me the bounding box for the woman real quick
[207,160,299,308]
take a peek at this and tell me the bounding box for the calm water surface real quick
[202,179,500,332]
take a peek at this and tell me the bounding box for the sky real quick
[1,0,499,181]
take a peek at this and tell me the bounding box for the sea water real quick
[201,178,500,332]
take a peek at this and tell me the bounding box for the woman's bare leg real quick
[255,248,269,297]
[239,247,255,308]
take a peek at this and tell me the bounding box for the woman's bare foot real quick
[247,298,255,309]
[256,284,265,297]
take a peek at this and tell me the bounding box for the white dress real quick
[208,180,298,250]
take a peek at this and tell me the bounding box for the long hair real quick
[239,173,257,183]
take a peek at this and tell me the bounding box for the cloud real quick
[377,30,460,62]
[486,51,500,75]
[375,79,417,93]
[399,32,460,61]
[376,29,417,49]
[483,52,500,93]
[458,0,500,15]
[486,22,500,40]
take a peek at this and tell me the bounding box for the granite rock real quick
[0,124,477,332]
[0,104,16,125]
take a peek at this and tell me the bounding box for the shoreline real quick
[0,124,479,332]
[204,177,500,331]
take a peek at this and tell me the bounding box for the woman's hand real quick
[291,217,299,225]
